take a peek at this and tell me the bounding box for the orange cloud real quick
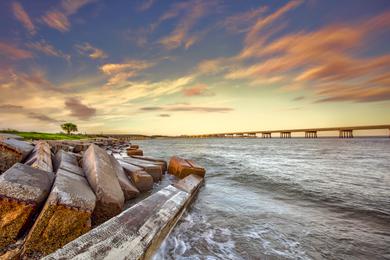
[222,5,268,34]
[42,11,70,32]
[0,41,32,60]
[27,40,70,61]
[75,42,107,59]
[183,84,214,96]
[158,0,215,49]
[11,2,36,35]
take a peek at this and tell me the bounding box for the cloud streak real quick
[75,42,107,59]
[65,97,96,120]
[11,2,36,35]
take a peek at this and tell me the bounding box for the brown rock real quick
[0,139,34,174]
[109,156,139,200]
[168,156,206,179]
[0,163,54,249]
[121,157,162,182]
[131,155,167,173]
[82,144,124,225]
[22,168,96,257]
[130,144,139,149]
[119,161,153,192]
[24,141,53,173]
[126,149,143,156]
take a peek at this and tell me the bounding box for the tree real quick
[61,123,78,135]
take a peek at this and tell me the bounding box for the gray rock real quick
[24,141,53,173]
[119,160,153,193]
[109,156,139,200]
[121,157,162,182]
[82,144,124,225]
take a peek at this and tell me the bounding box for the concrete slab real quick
[24,141,53,173]
[121,157,162,182]
[82,144,124,225]
[130,155,167,173]
[22,168,96,257]
[44,185,192,260]
[168,156,206,179]
[109,156,139,200]
[0,139,34,174]
[119,161,153,193]
[0,163,54,249]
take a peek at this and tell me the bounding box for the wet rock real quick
[0,163,55,249]
[131,155,168,173]
[109,156,139,200]
[121,157,162,182]
[119,161,153,192]
[129,144,139,149]
[54,150,84,177]
[43,186,190,260]
[173,174,204,194]
[0,139,34,174]
[82,144,124,225]
[22,168,96,257]
[126,148,143,156]
[168,156,206,179]
[24,141,53,173]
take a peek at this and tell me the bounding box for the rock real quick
[173,174,204,194]
[54,150,84,177]
[22,168,96,257]
[0,139,34,174]
[119,161,153,192]
[168,156,206,179]
[121,157,162,182]
[131,155,167,173]
[129,144,139,149]
[109,156,139,200]
[46,141,72,154]
[43,186,191,260]
[0,163,55,249]
[24,141,53,173]
[126,149,143,156]
[82,144,124,225]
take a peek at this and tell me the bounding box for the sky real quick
[0,0,389,135]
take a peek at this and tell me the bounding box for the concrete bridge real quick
[184,124,390,139]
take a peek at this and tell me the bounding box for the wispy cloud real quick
[75,42,107,59]
[137,0,155,12]
[222,5,268,34]
[27,40,70,61]
[0,41,32,60]
[158,0,217,49]
[183,84,214,97]
[11,2,36,35]
[0,104,59,123]
[65,97,96,120]
[42,0,94,32]
[140,104,233,113]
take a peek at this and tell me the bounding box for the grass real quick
[0,130,89,141]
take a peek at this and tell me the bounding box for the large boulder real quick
[0,163,54,249]
[168,156,206,179]
[121,157,162,182]
[0,139,33,174]
[22,168,96,257]
[109,156,139,200]
[131,155,167,173]
[82,144,124,225]
[24,141,53,173]
[119,161,153,192]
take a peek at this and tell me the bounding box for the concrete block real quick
[119,161,153,193]
[24,141,53,173]
[82,144,124,225]
[0,163,54,249]
[131,155,167,173]
[22,168,96,257]
[121,157,162,182]
[0,139,34,174]
[126,149,143,156]
[173,174,204,194]
[54,150,84,177]
[109,156,139,200]
[168,156,206,179]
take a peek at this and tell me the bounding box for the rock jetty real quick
[0,136,206,259]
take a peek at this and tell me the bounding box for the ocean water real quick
[135,138,390,260]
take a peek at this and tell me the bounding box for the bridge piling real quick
[339,130,353,138]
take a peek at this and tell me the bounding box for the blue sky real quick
[0,0,389,135]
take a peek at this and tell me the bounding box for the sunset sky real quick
[0,0,389,135]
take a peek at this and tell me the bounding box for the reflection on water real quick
[135,138,390,259]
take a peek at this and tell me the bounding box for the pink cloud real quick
[42,11,70,32]
[0,41,32,60]
[11,2,36,35]
[183,84,214,97]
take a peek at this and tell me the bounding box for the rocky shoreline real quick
[0,136,205,259]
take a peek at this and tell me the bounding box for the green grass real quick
[0,130,89,141]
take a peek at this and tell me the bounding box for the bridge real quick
[183,124,390,139]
